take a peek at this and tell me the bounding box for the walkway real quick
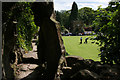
[15,39,39,80]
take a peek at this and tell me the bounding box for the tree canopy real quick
[78,7,95,26]
[93,1,120,64]
[55,3,96,33]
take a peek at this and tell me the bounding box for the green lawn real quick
[62,35,100,61]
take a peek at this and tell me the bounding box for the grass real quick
[62,35,100,61]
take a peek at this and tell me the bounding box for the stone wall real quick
[60,56,120,80]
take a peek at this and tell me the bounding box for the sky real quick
[54,0,112,11]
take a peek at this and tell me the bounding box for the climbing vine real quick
[3,2,39,51]
[16,2,39,51]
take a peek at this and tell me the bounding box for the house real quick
[84,27,95,35]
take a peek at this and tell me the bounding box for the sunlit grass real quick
[62,35,100,61]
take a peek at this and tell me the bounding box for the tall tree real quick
[68,1,78,32]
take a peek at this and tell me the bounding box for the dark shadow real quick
[19,58,39,65]
[17,58,50,80]
[20,65,47,80]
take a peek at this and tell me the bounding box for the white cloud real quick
[54,0,111,11]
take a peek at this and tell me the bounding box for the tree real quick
[78,7,95,26]
[93,1,120,64]
[68,1,78,32]
[60,10,70,29]
[55,10,70,32]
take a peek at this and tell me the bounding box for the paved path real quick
[15,39,61,80]
[16,40,39,80]
[23,42,38,59]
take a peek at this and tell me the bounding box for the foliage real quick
[3,2,39,51]
[60,10,70,29]
[92,8,111,33]
[69,2,78,21]
[55,10,70,32]
[68,1,78,32]
[60,26,65,32]
[55,6,96,33]
[93,2,120,64]
[16,2,39,51]
[78,7,96,26]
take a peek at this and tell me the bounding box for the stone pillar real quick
[31,2,62,79]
